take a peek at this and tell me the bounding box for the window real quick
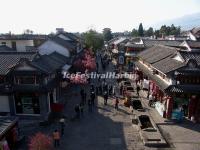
[11,41,17,50]
[1,42,6,46]
[16,76,39,84]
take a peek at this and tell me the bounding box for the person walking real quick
[79,103,84,117]
[80,88,84,103]
[91,91,95,107]
[109,85,113,96]
[103,91,108,105]
[114,97,119,110]
[112,85,116,96]
[59,118,65,136]
[83,92,87,105]
[74,104,80,119]
[88,99,93,112]
[53,130,60,148]
[136,84,140,97]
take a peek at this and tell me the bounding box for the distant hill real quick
[152,12,200,31]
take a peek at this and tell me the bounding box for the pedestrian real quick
[91,91,95,107]
[80,88,84,102]
[79,103,84,117]
[114,97,119,110]
[109,85,113,96]
[90,84,95,93]
[59,118,65,136]
[120,84,123,95]
[83,92,87,105]
[103,91,108,105]
[98,85,102,95]
[96,62,99,72]
[96,86,99,95]
[53,130,60,148]
[136,84,140,97]
[74,104,80,119]
[88,99,93,112]
[112,85,116,96]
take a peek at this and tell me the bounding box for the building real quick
[0,51,72,118]
[0,34,47,52]
[181,27,200,41]
[38,31,83,57]
[179,40,200,51]
[136,45,200,122]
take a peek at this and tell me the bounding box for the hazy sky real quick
[0,0,200,34]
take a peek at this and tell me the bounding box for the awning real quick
[165,85,200,94]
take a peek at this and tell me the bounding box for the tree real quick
[82,29,104,52]
[145,27,154,37]
[29,132,53,150]
[102,28,113,41]
[154,30,160,38]
[170,24,180,35]
[138,23,144,37]
[131,28,138,37]
[159,24,181,37]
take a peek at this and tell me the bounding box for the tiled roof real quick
[191,27,200,38]
[142,39,183,48]
[125,42,144,48]
[138,45,178,64]
[186,41,200,49]
[113,38,128,45]
[48,52,72,65]
[0,52,36,75]
[57,32,80,42]
[179,51,200,65]
[49,36,76,52]
[0,45,15,52]
[0,117,18,139]
[0,34,47,40]
[151,56,185,74]
[31,54,65,74]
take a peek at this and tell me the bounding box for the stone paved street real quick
[58,92,145,150]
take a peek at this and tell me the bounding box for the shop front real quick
[14,93,40,115]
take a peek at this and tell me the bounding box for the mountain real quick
[152,12,200,31]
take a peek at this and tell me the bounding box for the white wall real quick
[189,32,197,41]
[0,96,10,112]
[38,40,70,57]
[0,40,34,52]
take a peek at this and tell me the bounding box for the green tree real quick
[131,28,138,37]
[138,23,144,37]
[159,24,181,37]
[154,30,160,38]
[145,27,154,37]
[83,29,104,52]
[169,24,180,35]
[102,28,113,41]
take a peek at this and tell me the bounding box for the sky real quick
[0,0,200,34]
